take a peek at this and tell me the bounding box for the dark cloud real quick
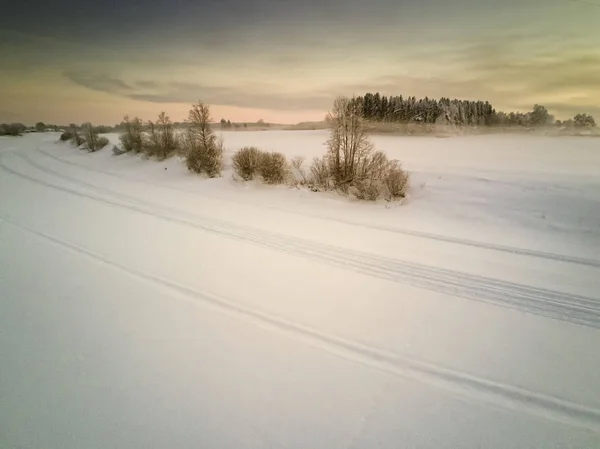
[64,71,134,93]
[64,71,333,110]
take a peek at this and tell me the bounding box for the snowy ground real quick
[1,131,600,448]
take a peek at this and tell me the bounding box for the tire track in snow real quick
[4,154,600,330]
[2,213,600,434]
[34,146,600,269]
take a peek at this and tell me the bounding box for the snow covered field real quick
[1,131,599,448]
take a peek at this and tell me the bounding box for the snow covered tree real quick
[529,104,551,127]
[574,113,596,128]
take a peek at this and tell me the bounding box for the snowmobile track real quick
[3,152,600,331]
[2,213,600,434]
[34,146,600,269]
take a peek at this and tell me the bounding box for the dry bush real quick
[384,160,409,199]
[258,151,287,184]
[232,146,261,180]
[311,96,410,201]
[68,124,84,147]
[145,112,178,160]
[290,156,305,170]
[83,123,109,152]
[287,156,309,186]
[119,115,144,153]
[355,151,389,183]
[309,156,332,190]
[59,130,73,141]
[185,101,223,177]
[352,180,383,201]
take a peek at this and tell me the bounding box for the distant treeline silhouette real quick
[351,93,596,128]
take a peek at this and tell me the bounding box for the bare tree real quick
[83,122,109,152]
[326,96,374,191]
[119,115,144,153]
[185,101,223,177]
[154,111,177,159]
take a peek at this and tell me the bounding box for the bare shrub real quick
[287,156,309,186]
[83,123,109,152]
[232,146,261,180]
[69,124,84,146]
[384,160,409,199]
[96,136,110,149]
[258,151,287,184]
[143,120,159,157]
[148,112,178,160]
[59,130,73,141]
[313,96,410,201]
[353,180,383,201]
[185,101,223,177]
[119,115,144,153]
[309,156,332,190]
[291,156,304,170]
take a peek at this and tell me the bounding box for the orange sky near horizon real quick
[1,0,599,125]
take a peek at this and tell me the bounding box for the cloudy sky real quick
[1,0,599,125]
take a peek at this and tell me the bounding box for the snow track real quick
[2,135,600,448]
[3,151,600,329]
[35,146,600,269]
[2,213,600,432]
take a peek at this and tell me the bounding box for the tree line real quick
[351,93,597,128]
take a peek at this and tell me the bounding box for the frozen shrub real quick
[144,112,178,160]
[232,146,261,180]
[384,160,409,199]
[258,151,287,184]
[68,124,84,146]
[288,156,309,186]
[309,156,332,190]
[83,123,109,152]
[309,96,410,201]
[119,115,144,153]
[185,101,223,177]
[59,130,73,141]
[290,156,304,170]
[353,180,383,201]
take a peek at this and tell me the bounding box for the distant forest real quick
[351,93,596,128]
[1,93,596,136]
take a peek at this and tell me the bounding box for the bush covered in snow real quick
[232,146,261,180]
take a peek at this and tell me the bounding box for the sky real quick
[0,0,599,125]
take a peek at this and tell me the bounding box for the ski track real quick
[3,152,600,330]
[2,212,600,434]
[34,146,600,269]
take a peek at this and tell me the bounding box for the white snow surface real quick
[1,131,600,448]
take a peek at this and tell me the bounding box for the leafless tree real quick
[185,101,223,177]
[326,96,374,192]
